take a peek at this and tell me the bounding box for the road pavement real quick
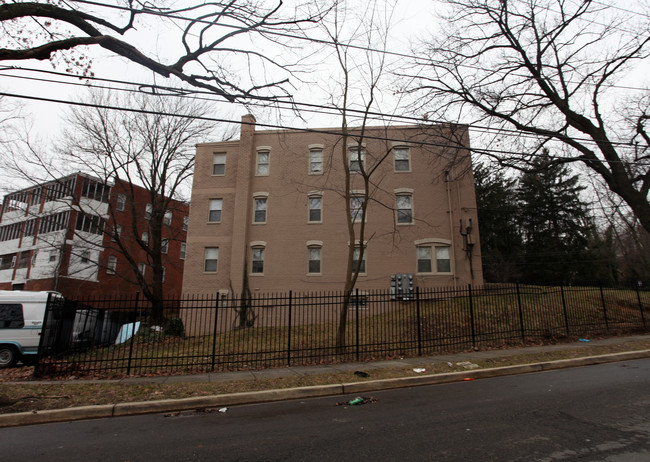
[2,359,649,461]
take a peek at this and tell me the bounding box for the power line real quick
[0,64,645,154]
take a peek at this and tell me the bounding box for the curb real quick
[2,349,649,428]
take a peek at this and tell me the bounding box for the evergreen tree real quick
[474,163,523,282]
[516,153,595,284]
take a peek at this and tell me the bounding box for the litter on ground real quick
[456,361,480,369]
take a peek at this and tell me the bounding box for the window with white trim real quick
[164,210,172,226]
[138,262,146,276]
[309,149,323,174]
[161,238,169,254]
[254,197,267,223]
[349,147,365,172]
[183,216,188,231]
[252,247,265,274]
[180,243,186,260]
[80,250,90,264]
[208,199,223,223]
[213,153,226,175]
[142,232,149,245]
[350,195,365,222]
[308,246,321,274]
[256,151,270,175]
[394,147,410,172]
[416,243,452,274]
[204,247,218,272]
[308,195,322,222]
[396,194,413,224]
[145,203,152,220]
[353,246,366,274]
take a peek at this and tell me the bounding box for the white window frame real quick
[256,149,270,176]
[415,239,453,275]
[309,146,323,174]
[307,241,323,275]
[180,242,186,260]
[208,198,223,223]
[164,210,172,226]
[308,194,322,223]
[145,203,152,220]
[212,153,226,176]
[183,216,189,231]
[142,232,149,245]
[161,238,169,254]
[350,193,366,223]
[348,147,365,173]
[251,245,265,275]
[396,193,414,224]
[253,194,268,224]
[393,147,411,172]
[80,250,90,264]
[138,262,146,276]
[353,246,367,275]
[204,247,218,272]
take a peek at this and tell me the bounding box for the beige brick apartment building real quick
[182,115,483,296]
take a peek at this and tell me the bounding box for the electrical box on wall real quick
[390,273,414,300]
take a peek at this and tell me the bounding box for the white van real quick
[0,290,62,368]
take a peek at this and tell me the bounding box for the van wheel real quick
[0,345,18,368]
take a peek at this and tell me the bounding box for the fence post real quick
[599,285,609,331]
[33,292,55,378]
[560,285,570,336]
[635,283,647,330]
[287,291,293,366]
[126,292,140,376]
[211,293,220,371]
[416,286,422,356]
[516,283,525,344]
[355,288,360,362]
[468,284,476,349]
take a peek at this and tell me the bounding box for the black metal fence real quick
[34,283,650,377]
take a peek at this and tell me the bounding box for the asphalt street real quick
[2,359,650,461]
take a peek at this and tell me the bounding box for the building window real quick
[145,203,152,220]
[142,232,149,245]
[80,250,90,264]
[31,251,38,267]
[256,151,270,175]
[180,243,186,260]
[349,147,365,172]
[204,247,218,272]
[254,197,267,223]
[208,199,223,223]
[350,195,365,222]
[116,194,126,211]
[309,195,322,222]
[394,147,410,172]
[162,266,166,283]
[396,194,413,224]
[353,246,366,274]
[107,256,117,274]
[417,244,452,274]
[74,213,103,235]
[164,210,172,226]
[112,224,121,241]
[183,216,188,231]
[252,247,265,274]
[213,153,226,175]
[309,149,323,174]
[138,262,146,276]
[161,238,169,254]
[49,251,57,262]
[308,246,321,274]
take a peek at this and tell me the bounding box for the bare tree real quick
[0,0,327,101]
[405,1,650,232]
[59,90,214,322]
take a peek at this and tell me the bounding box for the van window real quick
[0,304,24,328]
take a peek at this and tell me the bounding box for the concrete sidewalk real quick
[2,334,650,428]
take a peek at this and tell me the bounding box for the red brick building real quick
[0,173,187,298]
